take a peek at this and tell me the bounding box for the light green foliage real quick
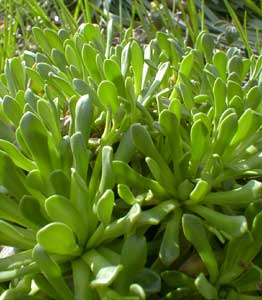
[0,18,262,300]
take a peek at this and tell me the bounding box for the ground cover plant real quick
[0,1,262,300]
[3,0,262,73]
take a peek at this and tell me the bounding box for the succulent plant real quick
[0,22,261,300]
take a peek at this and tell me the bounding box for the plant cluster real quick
[3,0,262,73]
[0,21,262,300]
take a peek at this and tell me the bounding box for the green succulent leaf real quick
[96,189,115,225]
[134,268,161,295]
[3,95,23,127]
[82,44,101,83]
[130,41,143,96]
[45,194,87,245]
[0,150,28,200]
[161,270,195,289]
[82,249,123,287]
[72,258,94,300]
[20,195,48,228]
[19,112,60,175]
[189,205,248,238]
[159,208,182,266]
[37,222,80,255]
[33,244,74,300]
[116,235,147,293]
[218,232,255,285]
[71,132,91,181]
[230,109,262,148]
[194,273,218,300]
[99,146,115,195]
[33,27,52,56]
[182,214,218,283]
[98,80,119,115]
[104,59,125,97]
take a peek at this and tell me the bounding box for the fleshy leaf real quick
[37,222,80,255]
